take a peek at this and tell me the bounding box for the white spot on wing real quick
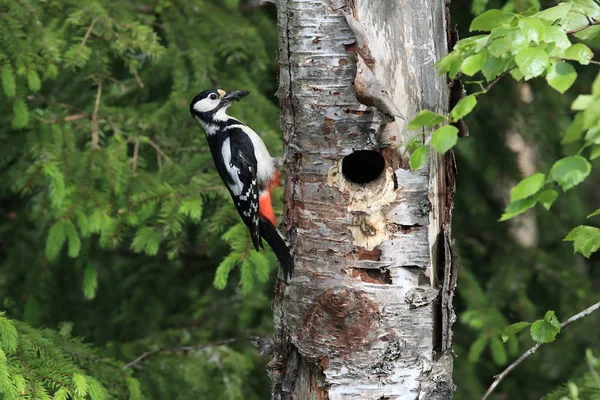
[221,137,244,196]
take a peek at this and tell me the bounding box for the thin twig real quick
[131,138,140,175]
[482,300,600,400]
[91,81,102,150]
[147,138,172,164]
[483,70,511,92]
[123,337,251,369]
[77,19,97,56]
[566,18,600,35]
[132,69,144,88]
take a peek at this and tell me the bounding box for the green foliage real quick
[509,172,545,202]
[0,0,281,398]
[431,125,459,154]
[448,1,600,399]
[542,350,600,400]
[409,145,428,170]
[529,310,561,343]
[564,225,600,257]
[0,312,135,400]
[407,1,600,173]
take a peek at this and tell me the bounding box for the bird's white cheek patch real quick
[193,98,219,113]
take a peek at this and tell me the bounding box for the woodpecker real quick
[189,89,294,283]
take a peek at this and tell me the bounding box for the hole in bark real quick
[342,150,385,184]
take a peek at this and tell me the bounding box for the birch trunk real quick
[269,1,457,398]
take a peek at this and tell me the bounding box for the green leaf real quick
[470,10,515,32]
[591,145,600,160]
[585,125,600,144]
[530,318,560,344]
[545,26,572,51]
[461,53,486,76]
[430,125,459,154]
[499,197,537,221]
[509,30,529,51]
[572,95,594,111]
[588,208,600,218]
[535,2,572,21]
[564,43,594,65]
[518,17,546,43]
[27,70,41,92]
[510,67,524,81]
[583,100,600,129]
[83,264,98,300]
[510,173,545,202]
[409,145,428,170]
[435,53,463,79]
[482,55,511,80]
[45,220,66,261]
[1,66,16,97]
[488,37,512,57]
[564,225,600,257]
[592,72,600,96]
[562,113,585,144]
[468,334,489,363]
[490,336,508,366]
[501,321,532,342]
[546,61,577,93]
[450,95,477,122]
[544,310,561,330]
[515,48,550,80]
[537,189,558,210]
[549,156,591,191]
[407,110,447,130]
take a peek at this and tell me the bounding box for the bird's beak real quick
[221,90,250,103]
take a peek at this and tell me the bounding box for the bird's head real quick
[189,89,249,122]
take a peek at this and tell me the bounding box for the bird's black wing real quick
[222,128,261,251]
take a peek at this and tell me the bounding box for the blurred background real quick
[0,0,598,399]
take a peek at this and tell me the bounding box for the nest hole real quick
[341,150,385,184]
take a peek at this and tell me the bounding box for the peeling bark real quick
[270,0,456,398]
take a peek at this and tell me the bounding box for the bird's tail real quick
[259,216,294,284]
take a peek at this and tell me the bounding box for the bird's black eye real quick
[209,93,218,100]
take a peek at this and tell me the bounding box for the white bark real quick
[269,1,457,399]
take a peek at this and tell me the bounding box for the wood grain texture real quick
[269,0,456,398]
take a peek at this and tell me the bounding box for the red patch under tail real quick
[258,189,276,226]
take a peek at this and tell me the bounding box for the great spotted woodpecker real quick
[189,89,294,283]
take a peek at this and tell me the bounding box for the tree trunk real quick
[269,1,457,399]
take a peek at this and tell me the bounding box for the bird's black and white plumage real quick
[189,89,294,283]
